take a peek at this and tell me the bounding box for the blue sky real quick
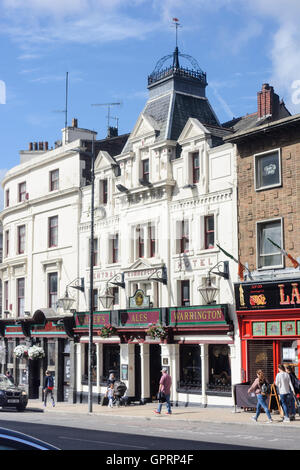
[1,0,300,188]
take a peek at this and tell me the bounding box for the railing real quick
[148,66,207,86]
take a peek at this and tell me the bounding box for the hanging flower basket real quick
[14,345,28,359]
[97,324,117,338]
[146,322,168,340]
[28,346,45,360]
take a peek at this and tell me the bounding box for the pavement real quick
[26,399,300,427]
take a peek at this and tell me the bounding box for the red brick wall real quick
[237,126,300,271]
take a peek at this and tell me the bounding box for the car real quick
[0,374,28,411]
[0,427,60,450]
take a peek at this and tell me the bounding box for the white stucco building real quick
[75,48,241,407]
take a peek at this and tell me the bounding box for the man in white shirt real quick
[275,364,294,422]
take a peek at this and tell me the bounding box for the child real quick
[106,383,115,408]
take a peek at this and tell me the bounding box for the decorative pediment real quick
[177,118,210,144]
[95,150,116,171]
[129,113,160,141]
[126,258,154,271]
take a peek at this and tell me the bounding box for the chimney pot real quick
[39,142,44,151]
[72,118,78,128]
[44,141,49,151]
[29,142,33,151]
[34,142,38,151]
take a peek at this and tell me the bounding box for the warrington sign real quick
[169,305,228,326]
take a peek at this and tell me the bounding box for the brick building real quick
[225,84,300,385]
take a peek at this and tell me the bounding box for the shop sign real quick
[129,289,150,309]
[5,325,23,336]
[31,321,65,336]
[119,309,160,327]
[169,305,227,326]
[235,279,300,311]
[75,312,110,328]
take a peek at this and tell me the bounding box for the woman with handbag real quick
[154,368,172,415]
[248,369,272,423]
[43,370,55,408]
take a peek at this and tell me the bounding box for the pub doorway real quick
[150,344,161,401]
[28,358,40,399]
[134,344,141,401]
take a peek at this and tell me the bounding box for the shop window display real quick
[82,343,97,385]
[208,345,231,394]
[101,344,120,384]
[178,345,201,391]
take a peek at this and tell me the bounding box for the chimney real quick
[33,142,38,151]
[72,118,78,128]
[38,142,44,151]
[29,142,33,151]
[44,141,49,151]
[257,83,280,119]
[107,126,118,138]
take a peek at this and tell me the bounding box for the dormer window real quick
[192,152,200,184]
[142,159,149,183]
[100,179,108,204]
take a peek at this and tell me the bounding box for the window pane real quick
[209,345,231,389]
[257,152,280,189]
[258,220,282,267]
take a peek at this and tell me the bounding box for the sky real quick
[1,0,300,200]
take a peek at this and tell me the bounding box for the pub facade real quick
[235,279,300,384]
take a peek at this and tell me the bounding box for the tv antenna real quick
[91,102,121,135]
[52,72,69,129]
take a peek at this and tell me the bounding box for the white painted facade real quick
[77,112,241,406]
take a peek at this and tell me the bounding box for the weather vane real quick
[172,18,181,48]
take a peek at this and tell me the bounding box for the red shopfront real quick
[234,279,300,384]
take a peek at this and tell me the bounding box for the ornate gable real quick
[177,118,210,144]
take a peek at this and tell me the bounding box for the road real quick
[1,408,299,452]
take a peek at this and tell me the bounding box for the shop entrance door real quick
[150,344,161,401]
[63,353,71,402]
[28,359,40,399]
[248,340,274,384]
[134,344,141,401]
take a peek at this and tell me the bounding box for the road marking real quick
[60,436,147,449]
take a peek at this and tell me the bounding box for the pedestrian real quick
[285,365,299,421]
[247,369,272,423]
[43,370,55,407]
[275,364,294,422]
[154,368,172,415]
[5,370,14,384]
[107,372,115,387]
[106,383,115,408]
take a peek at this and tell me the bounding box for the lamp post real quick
[67,138,95,413]
[88,135,95,413]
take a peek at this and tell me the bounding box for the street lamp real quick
[57,289,76,312]
[99,284,114,310]
[198,261,229,305]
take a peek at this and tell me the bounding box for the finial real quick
[172,18,181,48]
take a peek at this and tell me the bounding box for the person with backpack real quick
[248,369,272,423]
[275,364,295,423]
[285,365,299,420]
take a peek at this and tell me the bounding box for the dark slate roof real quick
[83,133,130,159]
[169,93,220,141]
[222,102,291,135]
[122,90,228,154]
